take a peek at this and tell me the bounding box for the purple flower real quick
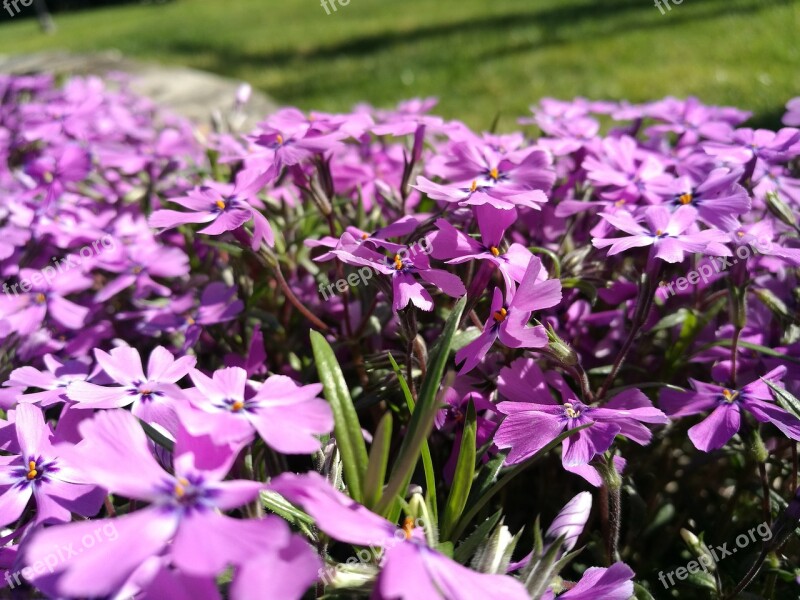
[0,268,92,335]
[784,98,800,127]
[593,205,729,263]
[5,354,92,407]
[494,358,668,465]
[150,167,275,249]
[268,471,529,600]
[67,345,195,432]
[0,404,103,528]
[455,257,561,374]
[22,409,311,598]
[660,366,800,452]
[429,206,535,291]
[656,167,751,230]
[179,366,333,454]
[543,562,635,600]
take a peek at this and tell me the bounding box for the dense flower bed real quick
[0,73,799,599]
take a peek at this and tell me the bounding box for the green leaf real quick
[388,353,437,524]
[450,423,591,541]
[695,339,800,364]
[453,510,503,565]
[260,490,316,538]
[441,398,477,540]
[310,330,369,503]
[763,378,800,421]
[139,419,174,452]
[633,583,657,599]
[376,297,467,517]
[560,277,597,305]
[363,412,393,510]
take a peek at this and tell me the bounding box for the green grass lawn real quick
[0,0,798,130]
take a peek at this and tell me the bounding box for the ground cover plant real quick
[0,73,799,599]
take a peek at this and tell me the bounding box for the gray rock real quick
[0,50,277,129]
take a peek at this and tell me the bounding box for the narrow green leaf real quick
[363,412,393,510]
[376,297,466,517]
[764,378,800,421]
[450,423,591,541]
[139,419,174,452]
[442,398,477,540]
[695,339,800,364]
[388,353,437,524]
[453,510,503,565]
[310,330,369,503]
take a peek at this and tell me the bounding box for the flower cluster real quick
[0,73,799,598]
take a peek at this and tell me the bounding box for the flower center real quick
[361,233,369,240]
[174,477,189,499]
[26,460,38,480]
[402,516,415,540]
[564,402,581,419]
[276,134,284,145]
[231,400,245,412]
[736,230,745,238]
[34,293,46,304]
[489,167,499,181]
[215,199,226,210]
[722,389,739,403]
[493,307,508,323]
[489,246,501,257]
[615,199,626,207]
[678,192,693,205]
[470,180,478,192]
[42,171,54,184]
[393,254,404,270]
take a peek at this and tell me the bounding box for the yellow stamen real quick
[678,192,693,205]
[655,229,663,236]
[394,254,403,270]
[276,134,284,145]
[493,307,508,323]
[564,402,581,419]
[43,172,53,184]
[361,233,369,240]
[132,266,143,274]
[489,167,499,180]
[174,477,189,498]
[402,516,415,540]
[470,180,478,192]
[615,199,626,207]
[489,246,500,257]
[34,293,46,304]
[185,316,195,325]
[231,400,245,412]
[27,461,37,480]
[215,200,226,210]
[736,230,745,238]
[722,389,738,403]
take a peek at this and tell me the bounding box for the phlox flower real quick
[269,471,529,600]
[659,366,800,452]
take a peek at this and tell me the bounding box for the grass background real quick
[0,0,798,130]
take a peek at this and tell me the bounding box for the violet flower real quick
[660,366,800,452]
[455,256,561,374]
[268,471,529,600]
